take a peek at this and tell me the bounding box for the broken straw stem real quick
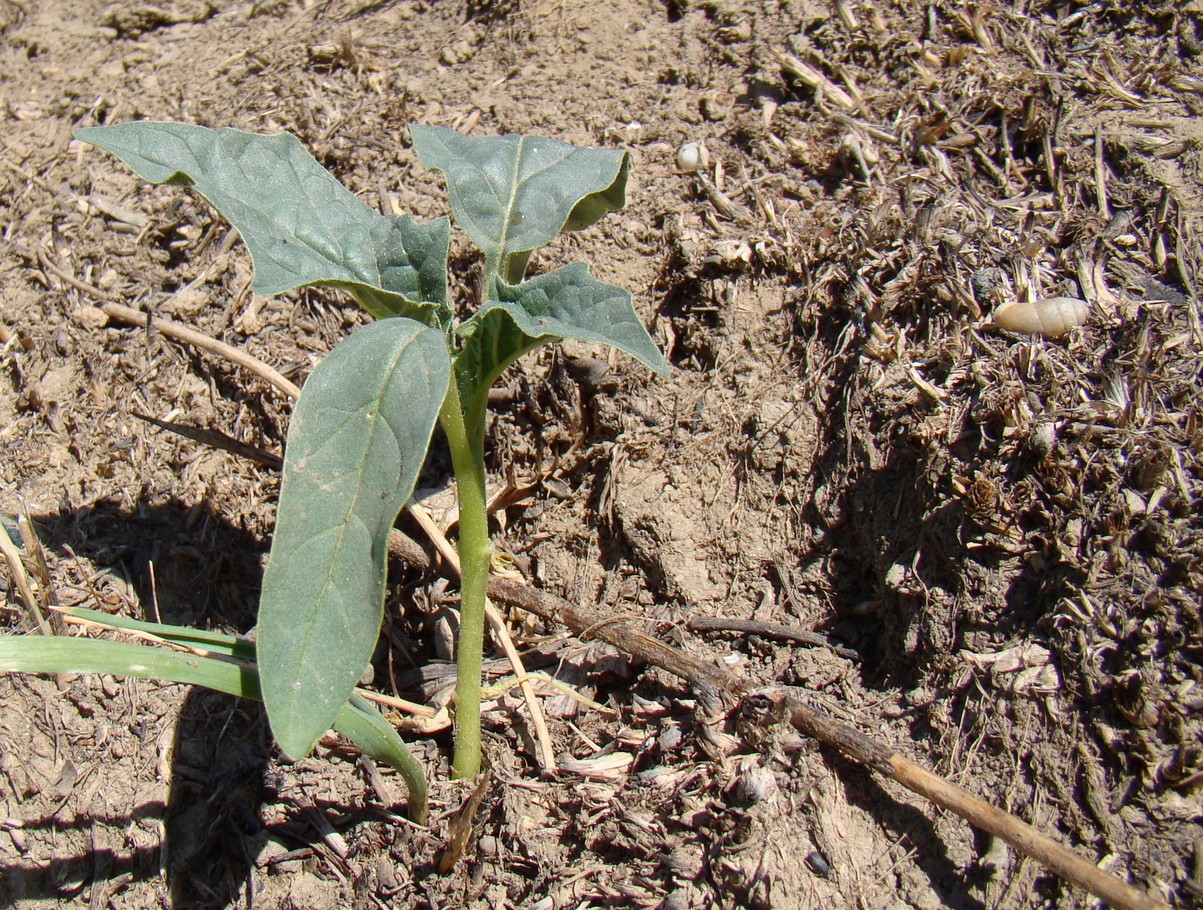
[481,573,1167,910]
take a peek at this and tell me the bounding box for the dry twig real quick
[134,412,283,469]
[774,49,857,110]
[35,251,301,400]
[375,535,1164,910]
[480,575,1168,910]
[100,301,301,400]
[687,615,858,660]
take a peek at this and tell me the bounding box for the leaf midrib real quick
[280,329,418,722]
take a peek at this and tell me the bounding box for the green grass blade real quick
[0,635,260,698]
[338,695,428,824]
[57,605,255,660]
[0,635,427,820]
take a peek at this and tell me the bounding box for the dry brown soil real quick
[2,0,1202,908]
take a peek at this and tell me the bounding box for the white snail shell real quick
[676,141,710,172]
[993,297,1091,338]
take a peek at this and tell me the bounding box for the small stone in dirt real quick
[258,835,302,873]
[373,856,402,896]
[1026,421,1057,461]
[70,305,109,330]
[6,826,27,854]
[804,850,831,877]
[662,887,695,910]
[733,756,778,804]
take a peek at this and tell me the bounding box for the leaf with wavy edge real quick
[455,263,667,434]
[411,124,628,282]
[76,122,450,322]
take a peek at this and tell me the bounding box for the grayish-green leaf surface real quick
[456,263,668,427]
[75,122,450,322]
[258,318,450,760]
[411,124,628,276]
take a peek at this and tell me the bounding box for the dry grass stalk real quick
[774,49,857,110]
[17,512,66,635]
[99,301,301,401]
[482,574,1169,910]
[0,520,48,634]
[34,250,301,400]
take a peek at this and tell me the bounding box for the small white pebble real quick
[676,141,710,172]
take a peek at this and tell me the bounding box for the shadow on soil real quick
[817,428,1085,693]
[837,760,988,910]
[793,324,1083,693]
[7,497,275,908]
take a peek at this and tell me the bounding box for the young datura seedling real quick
[70,121,668,783]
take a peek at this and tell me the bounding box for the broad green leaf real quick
[258,317,450,761]
[455,263,668,430]
[75,122,451,322]
[411,124,629,280]
[0,635,426,820]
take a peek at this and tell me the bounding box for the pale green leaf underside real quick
[0,633,426,819]
[258,317,450,760]
[411,124,628,271]
[75,122,450,322]
[456,263,668,425]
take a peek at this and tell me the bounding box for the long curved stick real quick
[480,574,1168,910]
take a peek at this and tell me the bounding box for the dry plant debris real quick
[1,0,1201,908]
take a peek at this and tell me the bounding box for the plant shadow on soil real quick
[7,439,1085,909]
[837,761,990,910]
[798,333,1082,697]
[10,497,287,908]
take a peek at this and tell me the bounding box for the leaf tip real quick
[274,733,318,763]
[266,695,327,762]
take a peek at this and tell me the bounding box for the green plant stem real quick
[483,253,501,302]
[439,371,491,779]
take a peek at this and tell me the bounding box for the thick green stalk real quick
[439,372,491,779]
